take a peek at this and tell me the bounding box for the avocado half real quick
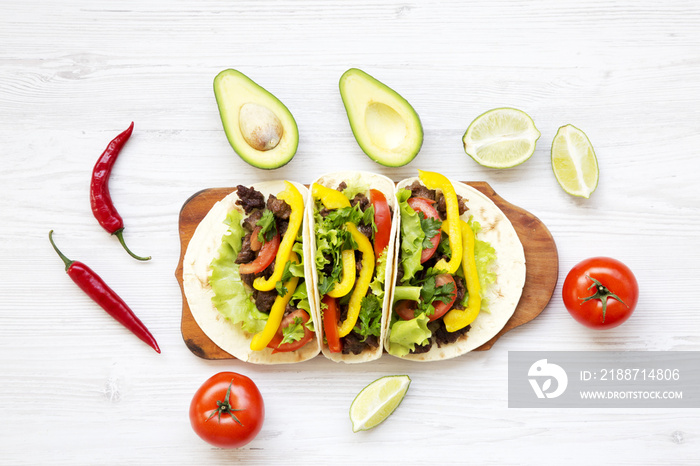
[214,69,299,169]
[339,68,423,167]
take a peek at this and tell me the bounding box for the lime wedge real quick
[349,375,411,432]
[551,124,599,198]
[462,108,541,168]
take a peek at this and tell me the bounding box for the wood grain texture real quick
[175,183,558,359]
[2,1,700,464]
[176,188,237,360]
[467,182,559,350]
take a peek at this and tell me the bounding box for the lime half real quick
[349,375,411,432]
[462,107,541,168]
[551,124,599,198]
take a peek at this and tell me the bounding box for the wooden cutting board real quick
[175,182,558,360]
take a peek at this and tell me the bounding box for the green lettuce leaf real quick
[469,219,497,300]
[290,284,311,314]
[368,247,389,298]
[339,175,369,200]
[393,285,422,303]
[210,209,268,334]
[387,312,432,357]
[312,194,368,298]
[397,188,424,283]
[313,207,347,295]
[291,234,305,277]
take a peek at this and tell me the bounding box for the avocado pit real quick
[238,103,284,151]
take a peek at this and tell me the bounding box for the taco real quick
[307,171,399,363]
[182,180,320,364]
[385,170,526,361]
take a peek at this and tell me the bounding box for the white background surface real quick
[2,1,699,464]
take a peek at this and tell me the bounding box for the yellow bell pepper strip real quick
[337,222,375,338]
[311,183,351,209]
[253,182,304,292]
[250,252,301,351]
[327,249,356,298]
[443,220,481,332]
[418,170,462,274]
[312,182,356,298]
[441,218,449,233]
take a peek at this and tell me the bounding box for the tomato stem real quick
[580,275,628,322]
[206,378,244,426]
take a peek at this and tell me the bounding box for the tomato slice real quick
[267,309,314,353]
[370,189,391,258]
[407,197,441,263]
[250,226,262,252]
[239,230,280,275]
[321,295,342,353]
[395,299,418,320]
[430,274,457,321]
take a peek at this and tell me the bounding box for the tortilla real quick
[384,176,526,361]
[182,180,321,364]
[306,171,399,363]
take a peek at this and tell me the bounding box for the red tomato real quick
[250,226,262,252]
[407,197,441,263]
[369,189,391,259]
[321,295,342,353]
[395,274,456,321]
[189,372,264,448]
[430,274,457,321]
[239,230,280,275]
[267,309,314,353]
[562,257,639,329]
[395,299,418,320]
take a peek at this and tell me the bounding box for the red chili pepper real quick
[49,230,160,353]
[89,122,150,261]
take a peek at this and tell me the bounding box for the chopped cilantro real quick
[323,204,363,229]
[363,204,377,233]
[420,215,442,249]
[256,209,277,243]
[355,295,383,342]
[318,260,343,296]
[275,260,294,296]
[437,232,451,260]
[322,203,377,234]
[281,317,305,344]
[419,274,456,306]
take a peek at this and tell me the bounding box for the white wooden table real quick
[2,1,699,464]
